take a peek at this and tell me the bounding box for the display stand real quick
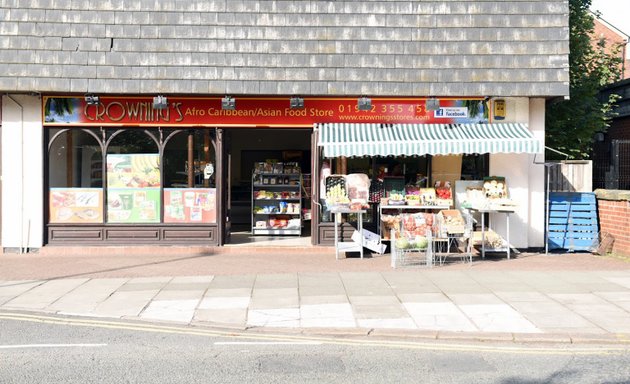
[330,207,365,260]
[378,204,450,237]
[251,171,302,236]
[390,228,433,268]
[470,207,513,259]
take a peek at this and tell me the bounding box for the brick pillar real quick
[596,189,630,256]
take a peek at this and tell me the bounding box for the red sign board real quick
[43,96,486,127]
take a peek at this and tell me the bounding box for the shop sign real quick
[43,96,488,127]
[434,107,468,118]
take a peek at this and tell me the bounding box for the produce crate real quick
[434,181,453,207]
[483,176,508,199]
[437,209,465,234]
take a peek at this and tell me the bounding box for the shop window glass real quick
[106,130,160,223]
[48,129,104,223]
[461,154,489,180]
[162,130,217,224]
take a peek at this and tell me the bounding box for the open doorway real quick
[226,128,312,246]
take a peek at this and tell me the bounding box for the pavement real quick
[1,246,630,344]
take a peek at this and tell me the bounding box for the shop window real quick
[162,129,217,224]
[48,128,104,223]
[461,154,489,180]
[105,130,160,224]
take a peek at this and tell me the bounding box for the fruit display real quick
[395,234,429,250]
[380,214,401,240]
[437,210,466,234]
[388,192,405,205]
[405,194,420,205]
[483,177,507,199]
[419,188,436,204]
[326,183,350,205]
[435,187,451,200]
[433,181,453,206]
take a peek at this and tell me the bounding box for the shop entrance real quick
[225,128,312,246]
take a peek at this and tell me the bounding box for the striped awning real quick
[317,123,542,158]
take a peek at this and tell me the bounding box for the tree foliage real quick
[545,0,623,159]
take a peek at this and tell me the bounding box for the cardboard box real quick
[352,229,387,254]
[438,209,465,234]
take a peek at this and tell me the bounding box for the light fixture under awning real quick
[317,123,542,158]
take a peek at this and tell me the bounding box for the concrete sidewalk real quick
[1,248,630,342]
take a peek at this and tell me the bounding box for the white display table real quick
[469,206,515,259]
[329,207,366,260]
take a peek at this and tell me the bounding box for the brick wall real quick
[593,19,629,80]
[596,190,630,256]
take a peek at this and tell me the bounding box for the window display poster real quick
[49,188,103,223]
[164,188,217,223]
[107,154,160,189]
[107,188,160,223]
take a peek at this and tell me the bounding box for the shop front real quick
[41,95,543,248]
[312,100,544,249]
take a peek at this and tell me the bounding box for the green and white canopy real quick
[317,123,542,158]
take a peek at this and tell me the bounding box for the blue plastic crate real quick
[547,192,598,252]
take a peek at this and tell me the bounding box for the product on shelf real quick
[252,168,301,235]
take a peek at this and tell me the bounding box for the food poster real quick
[106,154,160,189]
[164,188,217,223]
[49,188,103,223]
[107,188,160,223]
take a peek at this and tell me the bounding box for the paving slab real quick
[194,308,247,326]
[447,293,505,305]
[403,302,478,332]
[458,303,541,333]
[204,288,253,298]
[3,278,89,310]
[92,289,160,318]
[357,318,417,329]
[48,278,128,314]
[425,272,490,294]
[207,274,256,289]
[140,299,199,323]
[299,303,356,328]
[298,273,346,296]
[253,273,297,289]
[247,308,300,327]
[340,272,393,296]
[198,296,250,310]
[555,272,629,292]
[493,291,549,302]
[600,276,630,290]
[397,292,450,303]
[116,277,172,292]
[508,300,605,333]
[250,288,298,309]
[299,295,349,305]
[0,280,45,306]
[381,271,441,294]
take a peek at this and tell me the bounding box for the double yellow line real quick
[0,311,627,356]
